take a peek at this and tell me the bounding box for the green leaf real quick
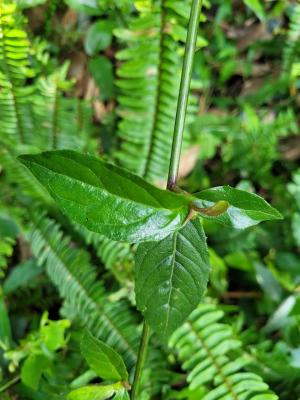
[135,218,210,341]
[89,56,114,100]
[81,331,128,382]
[67,384,120,400]
[3,260,41,295]
[0,294,12,347]
[16,0,47,8]
[18,150,190,243]
[64,0,102,15]
[40,315,70,351]
[85,21,114,55]
[243,0,265,20]
[21,354,50,390]
[193,186,282,230]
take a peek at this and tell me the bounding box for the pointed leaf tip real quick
[81,330,128,382]
[193,185,282,229]
[135,218,210,341]
[18,150,191,242]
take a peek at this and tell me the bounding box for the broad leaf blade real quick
[81,331,128,382]
[135,218,210,341]
[67,385,118,400]
[193,186,282,229]
[19,150,190,243]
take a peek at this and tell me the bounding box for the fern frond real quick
[283,4,300,75]
[77,225,134,284]
[170,304,278,400]
[0,2,34,144]
[33,64,95,151]
[28,214,139,369]
[115,0,199,182]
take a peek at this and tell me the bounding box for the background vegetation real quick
[0,0,300,398]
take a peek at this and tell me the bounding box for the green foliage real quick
[5,312,70,390]
[67,331,130,399]
[19,150,192,242]
[85,21,114,56]
[283,3,300,77]
[67,383,125,400]
[194,186,282,229]
[28,213,139,369]
[3,260,41,295]
[114,0,201,182]
[242,0,265,21]
[170,303,278,400]
[0,2,33,145]
[0,293,12,349]
[0,0,299,399]
[0,237,14,278]
[135,218,210,341]
[20,150,280,244]
[81,331,128,382]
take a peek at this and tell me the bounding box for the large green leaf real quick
[193,186,282,230]
[67,384,120,400]
[19,150,191,242]
[81,331,128,382]
[135,218,210,341]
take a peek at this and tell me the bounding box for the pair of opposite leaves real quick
[19,150,282,341]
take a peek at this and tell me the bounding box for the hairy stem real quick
[167,0,203,189]
[131,321,150,400]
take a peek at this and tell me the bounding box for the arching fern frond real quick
[170,303,278,400]
[28,214,139,369]
[0,5,94,152]
[0,2,35,145]
[115,0,201,182]
[77,225,134,287]
[33,64,95,151]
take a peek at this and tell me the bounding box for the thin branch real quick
[131,321,150,400]
[167,0,203,189]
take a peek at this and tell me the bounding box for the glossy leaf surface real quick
[19,150,191,242]
[135,218,210,341]
[81,331,128,382]
[67,384,119,400]
[193,186,282,229]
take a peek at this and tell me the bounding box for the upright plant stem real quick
[131,2,203,398]
[131,321,150,400]
[167,0,203,189]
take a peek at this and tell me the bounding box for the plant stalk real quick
[131,321,150,400]
[132,2,203,398]
[167,0,203,189]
